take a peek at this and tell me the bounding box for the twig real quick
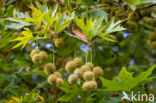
[5,0,16,6]
[64,31,88,43]
[136,3,156,10]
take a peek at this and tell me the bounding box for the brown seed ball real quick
[32,54,42,64]
[54,72,62,78]
[34,25,43,31]
[93,66,103,77]
[90,81,97,89]
[85,62,94,69]
[12,32,19,36]
[47,74,57,85]
[68,74,78,84]
[74,68,82,77]
[65,61,75,72]
[83,71,95,81]
[54,38,64,48]
[30,49,40,58]
[39,51,48,61]
[73,57,83,68]
[82,82,92,91]
[56,78,64,87]
[44,63,56,75]
[151,41,156,49]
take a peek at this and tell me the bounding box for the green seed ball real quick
[74,68,81,77]
[128,11,139,21]
[90,81,97,89]
[73,57,83,68]
[142,17,153,24]
[83,71,95,81]
[82,82,92,91]
[151,41,156,49]
[126,21,138,31]
[65,61,75,72]
[93,66,103,77]
[47,74,57,85]
[85,62,94,69]
[30,49,40,58]
[101,0,110,4]
[39,51,48,61]
[56,78,64,87]
[68,74,78,84]
[54,38,64,48]
[32,54,42,64]
[149,32,156,42]
[44,63,56,75]
[54,72,62,78]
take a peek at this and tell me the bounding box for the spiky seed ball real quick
[54,72,62,78]
[140,9,150,16]
[128,11,139,21]
[12,32,19,36]
[85,62,94,69]
[44,63,56,75]
[47,74,57,85]
[74,68,81,77]
[142,17,153,24]
[54,38,64,48]
[73,57,83,68]
[83,71,95,81]
[68,74,78,84]
[149,32,156,42]
[65,61,75,72]
[151,41,156,49]
[32,54,42,64]
[56,78,64,87]
[39,51,48,61]
[126,21,138,31]
[80,65,91,74]
[34,25,43,31]
[93,66,103,77]
[101,0,110,4]
[90,81,97,89]
[30,49,40,58]
[82,82,92,91]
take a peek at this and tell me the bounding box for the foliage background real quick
[0,0,156,103]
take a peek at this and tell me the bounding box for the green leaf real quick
[100,65,156,91]
[103,18,125,35]
[5,18,30,29]
[64,0,72,10]
[124,0,151,10]
[54,12,74,34]
[11,29,34,49]
[58,93,76,102]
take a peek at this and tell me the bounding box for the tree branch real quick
[5,0,16,6]
[64,31,88,43]
[136,3,156,10]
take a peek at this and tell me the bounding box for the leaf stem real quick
[52,41,55,63]
[86,45,88,63]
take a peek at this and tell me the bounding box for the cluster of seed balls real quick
[65,58,103,91]
[30,49,64,87]
[30,49,48,64]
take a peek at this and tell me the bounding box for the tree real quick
[0,0,156,102]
